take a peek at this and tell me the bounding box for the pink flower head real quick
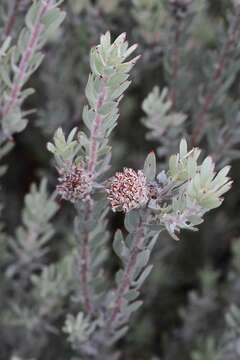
[106,168,149,213]
[57,163,91,203]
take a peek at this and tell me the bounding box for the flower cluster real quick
[106,140,232,232]
[107,139,232,241]
[57,163,92,203]
[106,168,149,213]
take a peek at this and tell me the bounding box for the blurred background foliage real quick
[1,0,240,359]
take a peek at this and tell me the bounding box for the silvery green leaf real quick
[124,289,139,301]
[115,269,124,285]
[108,73,129,87]
[111,81,131,99]
[82,105,96,130]
[91,249,108,270]
[17,28,30,54]
[147,232,160,251]
[109,325,129,344]
[144,151,156,181]
[20,88,35,101]
[0,66,12,87]
[133,249,151,279]
[124,210,140,233]
[0,36,11,59]
[85,74,98,108]
[113,229,129,260]
[134,265,153,289]
[124,300,143,315]
[46,142,56,154]
[27,52,44,75]
[43,9,66,38]
[90,48,105,76]
[25,1,39,29]
[99,101,116,116]
[2,110,28,135]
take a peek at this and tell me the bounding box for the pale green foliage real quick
[9,179,58,272]
[0,0,65,182]
[143,151,157,181]
[63,312,96,346]
[0,36,11,60]
[47,127,80,168]
[170,140,231,210]
[74,200,109,297]
[107,210,158,341]
[168,139,201,182]
[47,32,140,356]
[49,31,138,180]
[142,87,186,139]
[44,25,232,357]
[31,251,75,300]
[149,139,231,240]
[187,158,231,210]
[132,0,166,43]
[0,0,65,138]
[83,31,139,177]
[0,1,239,359]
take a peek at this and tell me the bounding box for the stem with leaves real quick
[78,201,94,315]
[191,8,240,146]
[87,81,107,177]
[108,218,145,328]
[0,0,65,140]
[79,78,108,315]
[47,32,139,315]
[1,0,51,121]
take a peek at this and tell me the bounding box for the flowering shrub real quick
[47,28,232,356]
[0,1,240,360]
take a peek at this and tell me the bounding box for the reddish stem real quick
[79,79,107,315]
[108,220,145,327]
[1,0,51,120]
[191,12,240,146]
[79,200,94,314]
[87,82,107,176]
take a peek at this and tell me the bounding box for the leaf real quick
[144,151,156,181]
[124,210,140,233]
[25,1,39,29]
[43,9,66,38]
[124,300,143,315]
[124,289,139,301]
[134,265,153,289]
[134,249,151,277]
[113,229,129,260]
[111,81,131,99]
